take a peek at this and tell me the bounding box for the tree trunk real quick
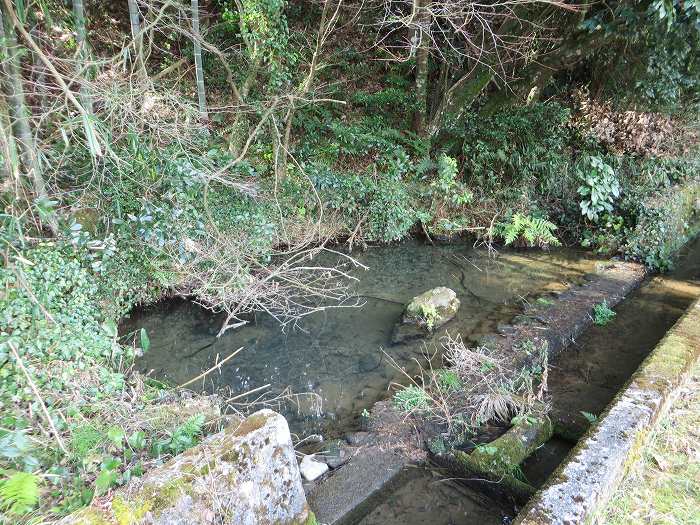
[72,0,92,114]
[427,66,493,137]
[0,4,51,208]
[191,0,209,121]
[412,0,430,135]
[127,0,147,80]
[275,0,336,181]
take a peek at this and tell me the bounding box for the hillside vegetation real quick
[0,0,699,521]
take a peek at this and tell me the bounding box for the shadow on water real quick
[521,233,700,486]
[121,239,601,438]
[358,466,508,525]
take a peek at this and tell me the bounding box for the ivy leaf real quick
[106,427,124,449]
[127,431,146,450]
[95,468,118,494]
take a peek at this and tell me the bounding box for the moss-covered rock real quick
[392,287,460,343]
[60,410,311,525]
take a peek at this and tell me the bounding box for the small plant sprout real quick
[393,385,431,412]
[593,300,616,326]
[419,303,439,331]
[580,411,598,424]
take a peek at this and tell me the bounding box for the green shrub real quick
[622,179,700,270]
[458,103,572,194]
[435,369,462,392]
[393,385,431,412]
[593,300,616,326]
[577,156,620,222]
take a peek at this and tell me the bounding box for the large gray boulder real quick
[60,410,314,525]
[392,287,460,344]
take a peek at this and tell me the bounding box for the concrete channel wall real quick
[515,297,700,525]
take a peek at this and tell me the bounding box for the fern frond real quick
[0,471,40,515]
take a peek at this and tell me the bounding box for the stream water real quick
[122,240,601,438]
[354,234,700,525]
[120,235,700,525]
[521,232,700,485]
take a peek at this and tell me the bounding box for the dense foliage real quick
[0,0,698,521]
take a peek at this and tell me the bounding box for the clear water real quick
[358,466,510,525]
[521,233,700,488]
[122,240,600,437]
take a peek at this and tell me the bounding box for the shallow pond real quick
[122,240,601,437]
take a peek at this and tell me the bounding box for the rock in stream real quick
[392,286,460,344]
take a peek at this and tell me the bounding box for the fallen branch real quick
[178,346,244,388]
[8,342,68,455]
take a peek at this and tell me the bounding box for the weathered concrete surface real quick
[392,286,460,343]
[60,410,314,525]
[504,261,647,367]
[308,448,408,525]
[307,400,426,525]
[515,297,700,525]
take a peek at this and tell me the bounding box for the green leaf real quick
[106,427,124,449]
[140,328,150,353]
[95,468,118,494]
[127,431,146,450]
[102,320,117,338]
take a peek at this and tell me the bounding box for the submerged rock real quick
[324,442,352,469]
[300,454,329,481]
[392,287,460,344]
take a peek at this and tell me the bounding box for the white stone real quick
[300,454,329,481]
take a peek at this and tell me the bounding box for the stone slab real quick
[307,447,409,525]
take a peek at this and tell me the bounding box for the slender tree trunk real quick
[275,0,337,180]
[127,0,147,80]
[72,0,92,114]
[0,4,50,207]
[0,95,19,185]
[191,0,209,121]
[412,0,430,134]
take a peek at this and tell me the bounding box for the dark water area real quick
[358,466,508,525]
[521,233,700,487]
[121,240,600,438]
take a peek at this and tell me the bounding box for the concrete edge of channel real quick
[515,296,700,525]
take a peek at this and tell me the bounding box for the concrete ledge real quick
[515,297,700,525]
[308,448,408,525]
